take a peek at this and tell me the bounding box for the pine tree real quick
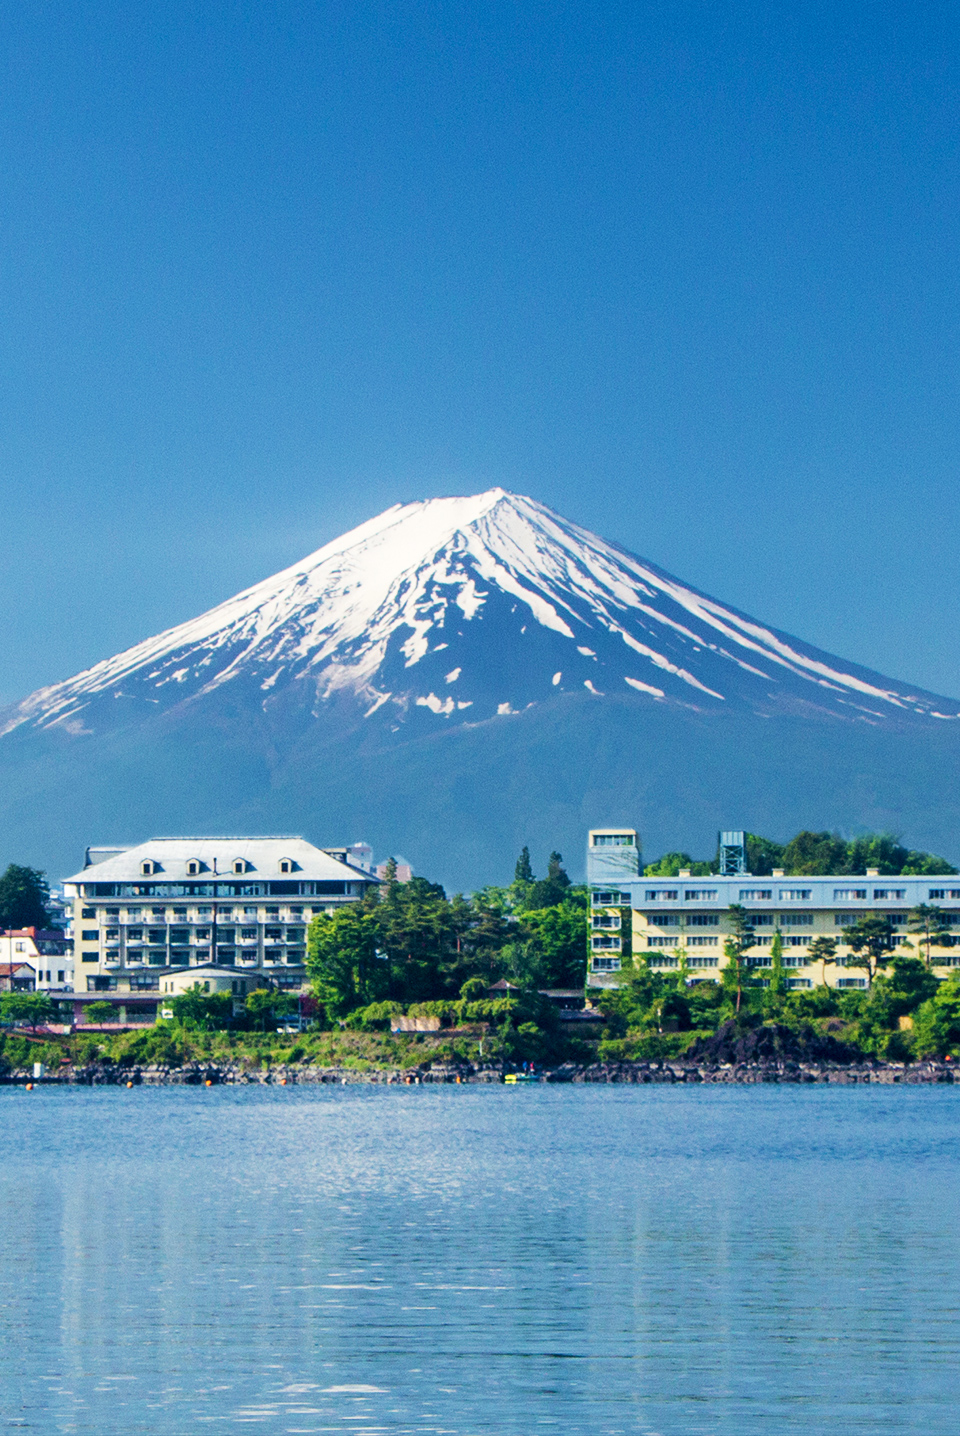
[0,865,51,930]
[514,847,534,883]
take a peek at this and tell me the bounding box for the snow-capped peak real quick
[3,488,957,738]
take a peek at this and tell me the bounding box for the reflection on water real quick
[2,1084,958,1434]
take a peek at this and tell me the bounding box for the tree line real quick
[644,830,956,878]
[307,849,586,1018]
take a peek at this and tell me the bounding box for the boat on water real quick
[504,1072,544,1084]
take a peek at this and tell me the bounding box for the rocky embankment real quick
[5,1022,957,1086]
[5,1059,959,1086]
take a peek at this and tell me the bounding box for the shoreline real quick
[5,1057,959,1085]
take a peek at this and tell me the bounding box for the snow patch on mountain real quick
[2,487,958,738]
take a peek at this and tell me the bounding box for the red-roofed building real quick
[0,929,73,991]
[0,962,36,992]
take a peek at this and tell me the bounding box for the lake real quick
[2,1083,958,1434]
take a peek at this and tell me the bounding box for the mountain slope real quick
[3,490,957,741]
[2,489,959,885]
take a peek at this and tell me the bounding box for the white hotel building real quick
[64,837,380,995]
[587,828,960,991]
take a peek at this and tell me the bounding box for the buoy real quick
[205,1079,213,1087]
[280,1077,287,1085]
[25,1083,33,1091]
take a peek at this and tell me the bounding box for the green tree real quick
[83,1000,117,1024]
[913,974,960,1056]
[906,904,953,969]
[170,986,233,1030]
[380,856,399,886]
[0,865,52,929]
[744,834,786,876]
[841,914,900,987]
[808,935,838,987]
[459,975,487,1001]
[501,903,586,989]
[245,986,295,1031]
[844,833,908,876]
[644,852,712,877]
[899,849,957,876]
[376,876,455,1001]
[865,957,938,1026]
[722,904,756,1014]
[767,928,787,999]
[0,991,54,1028]
[307,902,384,1018]
[782,832,848,876]
[514,847,534,883]
[528,853,573,908]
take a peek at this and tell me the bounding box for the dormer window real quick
[278,857,294,874]
[232,858,248,875]
[186,859,202,877]
[140,859,156,876]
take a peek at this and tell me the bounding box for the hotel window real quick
[750,913,775,926]
[873,889,906,900]
[140,860,156,876]
[834,889,867,901]
[81,930,99,941]
[779,913,813,927]
[687,914,718,927]
[186,860,202,877]
[649,914,681,927]
[686,890,718,901]
[688,936,717,947]
[647,936,678,948]
[591,957,621,971]
[779,889,812,901]
[592,914,620,929]
[592,834,634,846]
[591,935,621,950]
[233,859,248,875]
[644,889,678,902]
[240,928,258,940]
[688,955,719,967]
[930,889,945,900]
[278,858,294,874]
[82,908,96,919]
[739,889,772,901]
[593,889,632,905]
[786,935,811,947]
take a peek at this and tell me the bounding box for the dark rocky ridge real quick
[6,1057,959,1085]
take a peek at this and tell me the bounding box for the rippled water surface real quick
[2,1083,959,1434]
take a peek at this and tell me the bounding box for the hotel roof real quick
[65,835,379,885]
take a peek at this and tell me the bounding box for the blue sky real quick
[2,0,959,702]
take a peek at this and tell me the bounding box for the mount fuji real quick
[3,489,960,885]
